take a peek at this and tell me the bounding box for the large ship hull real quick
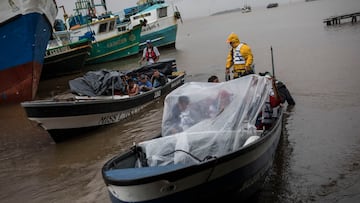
[0,0,58,103]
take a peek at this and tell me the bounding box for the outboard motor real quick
[54,19,66,31]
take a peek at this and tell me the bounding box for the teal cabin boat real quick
[117,0,182,51]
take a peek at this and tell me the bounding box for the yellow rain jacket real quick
[226,33,254,78]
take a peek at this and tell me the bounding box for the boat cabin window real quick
[98,20,115,33]
[109,21,115,31]
[158,7,167,18]
[117,25,127,32]
[99,22,108,33]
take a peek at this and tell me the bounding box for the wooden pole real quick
[271,46,275,78]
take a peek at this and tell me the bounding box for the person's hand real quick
[138,60,143,65]
[245,66,254,75]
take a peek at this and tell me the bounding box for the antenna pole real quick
[271,46,275,78]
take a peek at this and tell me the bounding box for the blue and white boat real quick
[102,75,284,202]
[0,0,58,103]
[117,0,182,50]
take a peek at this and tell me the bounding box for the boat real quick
[241,0,252,13]
[41,30,92,80]
[102,75,284,202]
[64,0,142,65]
[241,6,252,13]
[117,0,183,50]
[267,3,279,9]
[21,58,185,142]
[0,0,58,103]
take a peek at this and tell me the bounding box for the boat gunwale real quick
[45,43,92,59]
[21,73,185,107]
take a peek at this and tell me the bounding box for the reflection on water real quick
[251,108,295,202]
[0,98,166,202]
[1,0,360,202]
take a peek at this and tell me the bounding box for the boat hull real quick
[41,40,92,80]
[0,0,57,103]
[0,61,41,103]
[86,25,142,65]
[126,2,179,51]
[139,18,178,51]
[103,110,283,203]
[21,72,185,142]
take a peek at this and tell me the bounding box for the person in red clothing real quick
[126,78,139,96]
[139,40,160,65]
[256,73,281,130]
[259,71,295,106]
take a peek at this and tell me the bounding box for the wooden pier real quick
[323,12,360,26]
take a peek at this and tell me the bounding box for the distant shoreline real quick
[210,8,242,16]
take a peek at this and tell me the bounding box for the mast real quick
[59,5,68,22]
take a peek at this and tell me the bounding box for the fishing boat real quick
[241,6,252,13]
[117,0,182,50]
[102,75,283,202]
[64,0,142,65]
[267,3,279,9]
[0,0,58,103]
[21,59,185,142]
[241,0,252,13]
[41,30,92,80]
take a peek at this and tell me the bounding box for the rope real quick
[162,150,216,163]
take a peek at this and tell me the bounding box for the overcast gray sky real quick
[55,0,301,20]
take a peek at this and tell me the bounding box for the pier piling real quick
[323,12,360,26]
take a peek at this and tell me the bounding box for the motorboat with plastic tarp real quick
[102,74,283,203]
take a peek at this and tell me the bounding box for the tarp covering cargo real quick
[69,70,126,96]
[137,75,272,167]
[68,59,177,96]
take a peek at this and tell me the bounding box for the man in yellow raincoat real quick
[225,32,254,79]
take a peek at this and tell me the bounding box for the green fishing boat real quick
[66,0,142,64]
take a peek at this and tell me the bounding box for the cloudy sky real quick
[55,0,301,20]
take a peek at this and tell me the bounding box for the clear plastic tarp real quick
[138,75,272,167]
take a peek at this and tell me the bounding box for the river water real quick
[1,0,360,202]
